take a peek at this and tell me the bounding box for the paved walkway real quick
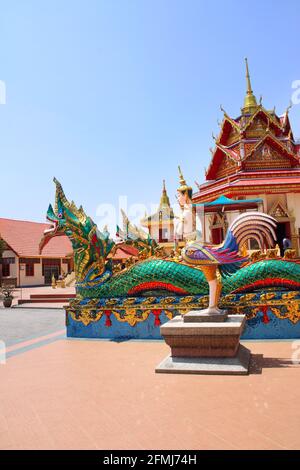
[1,285,75,308]
[0,309,299,450]
[0,308,65,349]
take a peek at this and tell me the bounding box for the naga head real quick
[40,178,115,286]
[40,178,92,249]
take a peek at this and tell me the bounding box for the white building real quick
[0,218,73,287]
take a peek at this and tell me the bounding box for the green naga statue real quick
[40,178,115,290]
[40,178,300,308]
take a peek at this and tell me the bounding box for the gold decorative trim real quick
[66,290,300,326]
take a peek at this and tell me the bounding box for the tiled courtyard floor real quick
[3,285,75,308]
[0,308,300,450]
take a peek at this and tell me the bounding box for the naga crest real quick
[40,178,115,287]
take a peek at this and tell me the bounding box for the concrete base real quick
[160,314,246,357]
[156,344,251,375]
[183,310,228,323]
[156,310,251,375]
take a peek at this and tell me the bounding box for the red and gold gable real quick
[244,142,293,170]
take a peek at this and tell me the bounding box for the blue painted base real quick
[67,311,171,340]
[242,310,300,339]
[66,309,300,340]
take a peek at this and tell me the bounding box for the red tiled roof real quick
[223,146,240,160]
[118,244,139,256]
[232,177,300,187]
[193,175,300,201]
[0,218,72,258]
[112,243,139,260]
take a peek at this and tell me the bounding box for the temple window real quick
[25,263,34,277]
[2,264,10,277]
[1,257,15,277]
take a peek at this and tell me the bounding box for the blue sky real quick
[0,0,300,232]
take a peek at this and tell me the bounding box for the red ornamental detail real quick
[233,278,300,294]
[104,309,112,327]
[128,282,188,295]
[261,306,270,324]
[152,309,162,326]
[91,233,100,256]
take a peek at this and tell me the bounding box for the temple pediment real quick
[244,142,292,169]
[242,107,283,135]
[243,134,298,170]
[244,116,269,139]
[218,116,241,145]
[215,153,238,179]
[269,201,290,219]
[206,144,239,180]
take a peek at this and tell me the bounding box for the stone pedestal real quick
[156,311,251,375]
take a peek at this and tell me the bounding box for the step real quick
[30,293,76,299]
[14,303,67,309]
[18,298,72,305]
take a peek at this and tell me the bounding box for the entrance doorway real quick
[44,266,60,285]
[210,213,226,244]
[276,222,291,256]
[211,227,224,244]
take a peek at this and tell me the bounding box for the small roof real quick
[196,195,262,213]
[0,218,72,258]
[203,195,262,207]
[110,243,139,260]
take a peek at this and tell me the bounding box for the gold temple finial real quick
[245,58,252,94]
[242,58,258,115]
[177,166,192,192]
[160,179,171,207]
[178,165,185,184]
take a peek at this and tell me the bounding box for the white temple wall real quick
[19,262,44,287]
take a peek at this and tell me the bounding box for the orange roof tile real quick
[112,243,139,260]
[0,218,72,258]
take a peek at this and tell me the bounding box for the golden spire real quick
[160,179,171,207]
[177,166,192,192]
[242,58,258,115]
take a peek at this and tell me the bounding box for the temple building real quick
[193,59,300,254]
[140,180,175,244]
[0,218,73,287]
